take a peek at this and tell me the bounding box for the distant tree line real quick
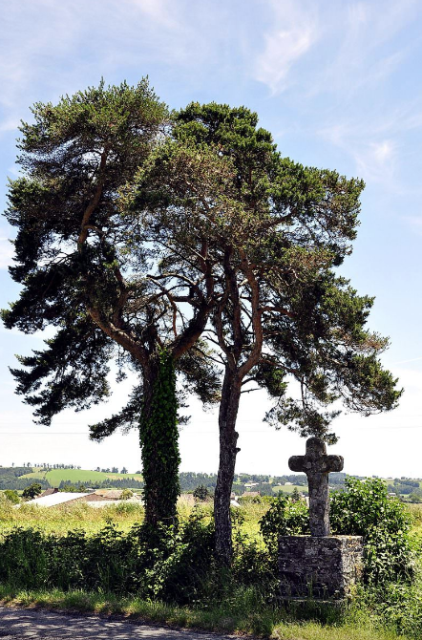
[387,478,421,496]
[0,472,50,491]
[15,464,82,470]
[6,467,31,478]
[1,466,413,499]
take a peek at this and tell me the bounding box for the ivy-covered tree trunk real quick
[214,371,242,565]
[140,350,180,526]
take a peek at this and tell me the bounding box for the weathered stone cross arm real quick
[289,452,344,474]
[289,437,344,537]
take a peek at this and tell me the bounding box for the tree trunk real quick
[140,351,180,527]
[214,369,242,565]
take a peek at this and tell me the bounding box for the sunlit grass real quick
[0,585,405,639]
[0,495,272,538]
[0,500,145,535]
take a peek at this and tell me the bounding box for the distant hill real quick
[0,467,143,491]
[0,467,51,491]
[0,467,315,494]
[1,466,421,502]
[32,468,143,485]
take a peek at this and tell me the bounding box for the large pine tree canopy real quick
[2,87,402,437]
[2,81,220,431]
[125,102,402,443]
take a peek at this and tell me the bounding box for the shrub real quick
[233,538,278,602]
[0,478,415,611]
[3,490,19,504]
[330,477,413,584]
[259,493,309,555]
[156,511,215,604]
[22,483,42,499]
[0,511,215,605]
[259,478,413,587]
[193,485,211,501]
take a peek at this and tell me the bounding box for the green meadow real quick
[20,468,143,485]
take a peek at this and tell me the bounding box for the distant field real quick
[20,469,143,485]
[272,484,306,494]
[20,471,48,481]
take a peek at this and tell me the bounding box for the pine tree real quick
[2,81,219,526]
[131,101,402,563]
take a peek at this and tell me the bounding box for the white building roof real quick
[87,498,143,508]
[21,492,88,507]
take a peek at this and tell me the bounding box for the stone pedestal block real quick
[279,535,363,599]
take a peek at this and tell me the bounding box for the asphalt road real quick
[0,607,234,640]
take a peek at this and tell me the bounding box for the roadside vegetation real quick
[1,478,422,639]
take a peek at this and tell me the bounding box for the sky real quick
[1,0,422,478]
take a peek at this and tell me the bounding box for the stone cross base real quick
[279,536,364,600]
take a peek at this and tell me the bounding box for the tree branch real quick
[77,149,108,252]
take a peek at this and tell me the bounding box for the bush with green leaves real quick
[193,485,211,501]
[22,483,42,499]
[259,493,310,555]
[3,490,20,504]
[259,478,413,586]
[330,477,413,584]
[0,511,215,605]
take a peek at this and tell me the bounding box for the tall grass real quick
[0,495,222,535]
[0,499,146,535]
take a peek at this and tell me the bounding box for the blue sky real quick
[1,0,422,477]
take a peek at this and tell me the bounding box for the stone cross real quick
[289,437,344,537]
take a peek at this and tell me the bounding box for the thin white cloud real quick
[313,0,418,98]
[0,0,190,131]
[0,1,79,110]
[393,356,422,365]
[354,140,398,183]
[370,0,418,45]
[131,0,179,28]
[347,2,369,27]
[0,0,232,135]
[253,0,318,94]
[318,117,399,184]
[253,0,415,98]
[256,28,315,94]
[317,91,422,190]
[7,165,19,177]
[372,141,395,163]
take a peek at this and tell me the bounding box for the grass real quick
[0,494,267,537]
[406,504,422,520]
[19,470,49,481]
[1,496,420,544]
[0,500,146,535]
[0,496,219,536]
[236,499,269,542]
[0,585,406,640]
[22,468,144,485]
[272,484,306,494]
